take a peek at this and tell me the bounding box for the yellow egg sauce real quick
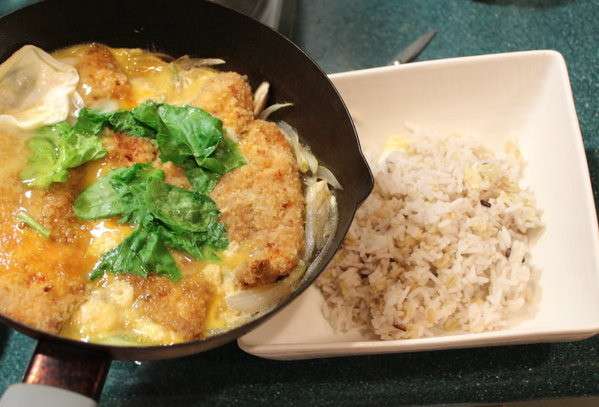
[0,45,256,346]
[53,44,218,108]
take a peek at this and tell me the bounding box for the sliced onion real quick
[226,262,306,314]
[278,120,298,141]
[324,194,338,244]
[316,165,343,190]
[226,285,291,314]
[278,121,303,170]
[304,147,319,175]
[253,81,270,117]
[174,56,226,70]
[277,123,340,260]
[278,121,318,174]
[70,91,85,118]
[259,102,293,120]
[305,179,335,260]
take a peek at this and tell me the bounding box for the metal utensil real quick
[390,30,437,65]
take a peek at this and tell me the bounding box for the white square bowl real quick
[238,51,599,360]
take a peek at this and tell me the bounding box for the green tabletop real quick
[0,1,598,405]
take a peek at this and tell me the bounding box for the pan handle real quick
[0,340,110,406]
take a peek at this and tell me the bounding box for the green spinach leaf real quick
[21,122,106,188]
[184,164,221,194]
[21,102,245,191]
[158,224,226,261]
[76,107,156,138]
[127,102,244,191]
[77,163,228,281]
[154,104,222,165]
[131,101,162,131]
[74,164,163,222]
[146,178,220,232]
[90,221,180,281]
[70,103,245,193]
[201,135,246,175]
[181,136,245,193]
[109,111,156,138]
[73,108,108,135]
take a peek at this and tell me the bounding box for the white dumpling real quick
[0,45,79,129]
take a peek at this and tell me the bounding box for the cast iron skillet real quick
[0,0,373,404]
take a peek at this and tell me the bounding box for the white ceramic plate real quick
[238,51,599,360]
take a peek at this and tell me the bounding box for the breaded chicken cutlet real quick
[0,133,92,332]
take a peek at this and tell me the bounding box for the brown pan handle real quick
[23,340,111,400]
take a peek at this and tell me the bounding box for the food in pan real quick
[0,44,339,345]
[317,129,543,339]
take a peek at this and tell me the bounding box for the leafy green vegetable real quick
[146,178,221,232]
[158,223,226,261]
[73,169,129,220]
[18,95,246,282]
[76,163,228,281]
[74,164,163,222]
[20,121,107,188]
[65,102,245,194]
[131,101,162,131]
[202,135,246,175]
[126,102,245,192]
[76,108,156,138]
[73,108,107,136]
[180,135,245,193]
[109,111,156,138]
[184,164,221,195]
[22,100,245,192]
[17,211,50,238]
[156,105,245,191]
[155,104,222,165]
[90,220,180,281]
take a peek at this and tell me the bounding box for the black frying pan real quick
[0,0,373,404]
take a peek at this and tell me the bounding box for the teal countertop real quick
[0,1,598,405]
